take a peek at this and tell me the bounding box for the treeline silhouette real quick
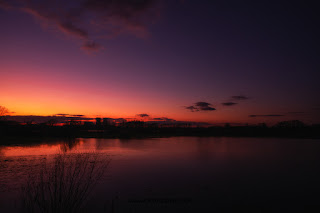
[1,118,319,141]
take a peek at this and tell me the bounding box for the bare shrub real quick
[21,153,110,213]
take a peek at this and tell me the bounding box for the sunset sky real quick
[1,0,319,124]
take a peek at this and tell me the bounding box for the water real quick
[0,137,320,212]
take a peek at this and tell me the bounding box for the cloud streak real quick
[185,102,216,112]
[137,113,149,118]
[232,95,250,100]
[222,102,238,106]
[1,0,160,52]
[153,117,176,122]
[81,41,103,52]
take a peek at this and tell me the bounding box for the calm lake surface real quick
[1,137,320,212]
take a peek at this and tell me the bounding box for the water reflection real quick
[0,137,320,212]
[59,138,80,153]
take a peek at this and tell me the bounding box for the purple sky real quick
[1,0,320,124]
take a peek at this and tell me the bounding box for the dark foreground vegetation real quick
[1,119,319,142]
[21,153,110,213]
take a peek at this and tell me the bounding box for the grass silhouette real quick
[21,153,110,213]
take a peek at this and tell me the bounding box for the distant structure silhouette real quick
[275,120,305,128]
[103,118,113,126]
[96,117,101,126]
[84,121,94,127]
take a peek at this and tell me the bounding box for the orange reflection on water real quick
[2,144,65,157]
[1,139,147,157]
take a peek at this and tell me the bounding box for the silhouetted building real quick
[96,118,101,126]
[103,118,113,126]
[84,121,94,127]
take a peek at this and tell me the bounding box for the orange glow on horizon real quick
[1,66,296,125]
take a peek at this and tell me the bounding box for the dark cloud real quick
[221,95,249,107]
[137,113,149,118]
[185,102,216,112]
[55,114,70,116]
[185,106,199,112]
[195,102,216,111]
[200,106,216,111]
[232,96,249,100]
[58,22,89,39]
[153,117,176,122]
[222,102,238,106]
[81,41,102,52]
[249,114,285,117]
[1,0,160,52]
[66,116,92,121]
[195,102,210,107]
[0,0,10,9]
[54,114,87,119]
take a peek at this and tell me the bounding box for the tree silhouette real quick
[0,106,9,120]
[275,120,305,128]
